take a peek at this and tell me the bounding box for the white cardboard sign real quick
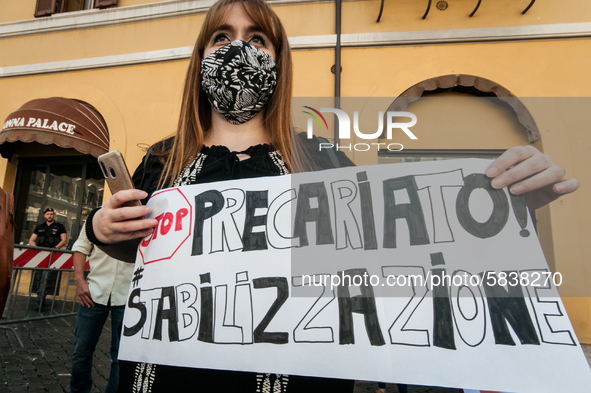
[119,159,591,392]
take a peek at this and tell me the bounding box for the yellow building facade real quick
[1,0,590,341]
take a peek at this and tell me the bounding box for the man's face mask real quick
[201,40,277,125]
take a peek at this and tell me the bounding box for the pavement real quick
[1,298,590,393]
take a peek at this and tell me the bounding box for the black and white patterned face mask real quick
[201,40,277,125]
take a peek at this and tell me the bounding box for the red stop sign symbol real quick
[138,188,193,264]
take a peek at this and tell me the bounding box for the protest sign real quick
[118,159,591,392]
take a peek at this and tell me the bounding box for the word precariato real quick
[139,170,531,256]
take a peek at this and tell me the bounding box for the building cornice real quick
[0,46,195,78]
[2,23,591,79]
[1,0,589,42]
[342,22,591,46]
[0,0,330,39]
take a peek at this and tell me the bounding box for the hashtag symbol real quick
[132,267,144,288]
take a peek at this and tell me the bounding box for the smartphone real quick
[98,150,142,207]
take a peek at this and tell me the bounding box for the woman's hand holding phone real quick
[92,189,158,244]
[95,150,159,244]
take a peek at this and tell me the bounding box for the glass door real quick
[14,157,104,249]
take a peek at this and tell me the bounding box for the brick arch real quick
[384,74,540,143]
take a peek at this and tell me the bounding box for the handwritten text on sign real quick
[119,159,591,393]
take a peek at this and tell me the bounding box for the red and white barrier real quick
[12,247,89,270]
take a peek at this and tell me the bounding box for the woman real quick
[88,0,579,391]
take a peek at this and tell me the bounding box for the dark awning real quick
[0,97,110,159]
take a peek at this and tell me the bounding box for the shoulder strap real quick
[316,137,341,168]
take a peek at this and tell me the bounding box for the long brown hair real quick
[157,0,299,188]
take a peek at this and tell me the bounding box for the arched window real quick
[378,74,539,164]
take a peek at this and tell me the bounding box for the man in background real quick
[28,207,67,310]
[70,225,133,393]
